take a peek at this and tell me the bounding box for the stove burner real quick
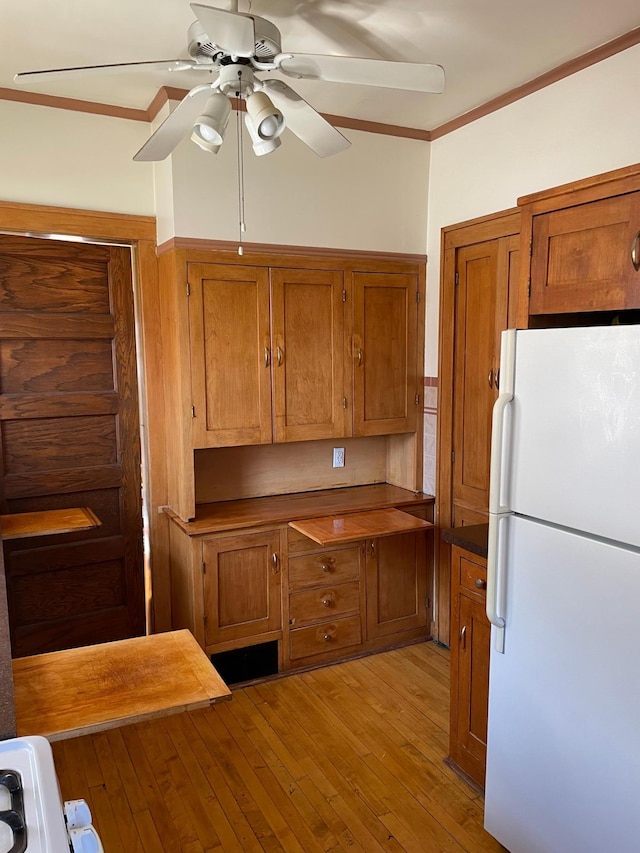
[0,771,26,853]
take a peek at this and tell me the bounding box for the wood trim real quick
[5,24,640,142]
[156,235,427,264]
[0,87,149,122]
[430,26,640,140]
[517,160,640,208]
[0,200,155,242]
[443,209,521,248]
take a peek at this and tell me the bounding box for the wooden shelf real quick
[289,507,433,546]
[13,630,231,741]
[0,508,101,540]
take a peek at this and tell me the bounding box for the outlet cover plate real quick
[333,447,345,468]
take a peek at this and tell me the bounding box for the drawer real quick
[460,554,487,597]
[288,546,361,590]
[289,581,360,626]
[289,616,362,660]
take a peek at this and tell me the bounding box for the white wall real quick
[426,43,640,374]
[158,114,431,254]
[0,100,155,216]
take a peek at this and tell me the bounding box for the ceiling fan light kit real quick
[245,91,285,141]
[13,1,444,163]
[192,92,231,149]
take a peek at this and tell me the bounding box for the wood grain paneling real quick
[188,263,273,447]
[271,267,346,442]
[0,234,144,655]
[352,272,418,436]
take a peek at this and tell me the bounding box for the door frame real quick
[435,208,520,646]
[0,201,170,633]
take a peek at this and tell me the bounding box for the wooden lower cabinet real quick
[167,491,434,676]
[366,532,428,639]
[449,545,490,788]
[202,530,282,649]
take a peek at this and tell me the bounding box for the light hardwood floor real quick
[53,641,505,852]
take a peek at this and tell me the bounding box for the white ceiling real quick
[2,0,640,131]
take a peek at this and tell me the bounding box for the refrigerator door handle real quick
[489,330,516,515]
[487,513,508,653]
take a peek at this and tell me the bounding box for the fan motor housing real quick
[188,15,282,62]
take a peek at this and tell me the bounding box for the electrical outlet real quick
[333,447,345,468]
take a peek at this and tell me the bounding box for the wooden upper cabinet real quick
[352,272,418,436]
[270,267,347,442]
[188,263,273,448]
[529,192,640,314]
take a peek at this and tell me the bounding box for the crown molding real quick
[2,25,639,141]
[156,235,427,264]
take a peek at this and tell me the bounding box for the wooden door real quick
[202,530,282,650]
[529,192,640,314]
[451,592,491,786]
[451,236,518,522]
[270,267,347,442]
[188,263,272,447]
[365,531,427,639]
[0,235,144,656]
[352,272,418,436]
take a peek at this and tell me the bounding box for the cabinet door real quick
[452,238,517,519]
[451,592,490,787]
[366,531,427,639]
[270,267,347,442]
[529,192,640,314]
[202,530,282,649]
[188,263,272,447]
[352,272,418,436]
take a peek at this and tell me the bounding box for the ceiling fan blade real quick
[262,80,350,158]
[190,3,255,58]
[13,59,197,85]
[279,54,445,94]
[133,86,215,162]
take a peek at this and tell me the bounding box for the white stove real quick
[0,736,103,853]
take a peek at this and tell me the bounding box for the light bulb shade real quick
[246,91,285,141]
[192,93,231,149]
[190,128,222,155]
[244,113,282,156]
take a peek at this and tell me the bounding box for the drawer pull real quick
[474,578,487,590]
[321,598,333,607]
[460,625,467,649]
[323,633,332,642]
[320,562,332,573]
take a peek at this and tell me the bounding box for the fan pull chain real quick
[236,79,247,256]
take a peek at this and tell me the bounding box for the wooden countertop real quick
[13,630,231,741]
[290,508,433,546]
[166,484,434,535]
[440,523,489,558]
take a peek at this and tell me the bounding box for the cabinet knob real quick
[321,598,332,607]
[264,346,270,368]
[488,369,493,389]
[474,577,487,590]
[320,562,332,573]
[272,553,280,573]
[356,347,363,367]
[276,345,283,366]
[323,633,332,642]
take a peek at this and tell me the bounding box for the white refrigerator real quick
[484,325,640,853]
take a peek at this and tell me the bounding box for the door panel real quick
[0,235,144,656]
[271,267,346,442]
[366,531,427,639]
[188,263,272,447]
[353,272,417,435]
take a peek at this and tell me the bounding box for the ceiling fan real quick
[14,1,445,161]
